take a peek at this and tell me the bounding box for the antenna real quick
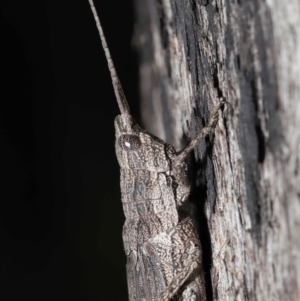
[88,0,130,115]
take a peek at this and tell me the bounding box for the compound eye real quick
[118,135,141,151]
[165,144,177,159]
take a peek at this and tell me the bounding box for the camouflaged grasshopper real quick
[88,1,224,300]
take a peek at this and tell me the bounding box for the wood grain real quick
[133,0,300,300]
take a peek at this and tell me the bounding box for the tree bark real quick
[133,0,300,300]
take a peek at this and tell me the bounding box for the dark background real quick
[0,0,138,300]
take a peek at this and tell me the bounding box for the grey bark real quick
[132,0,300,300]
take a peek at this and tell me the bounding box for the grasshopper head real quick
[114,114,173,172]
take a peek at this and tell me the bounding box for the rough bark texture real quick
[133,0,300,300]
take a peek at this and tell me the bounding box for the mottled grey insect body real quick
[115,114,206,301]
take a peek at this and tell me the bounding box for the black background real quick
[0,0,138,300]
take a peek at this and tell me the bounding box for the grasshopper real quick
[88,1,224,300]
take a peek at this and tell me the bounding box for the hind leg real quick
[145,218,205,301]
